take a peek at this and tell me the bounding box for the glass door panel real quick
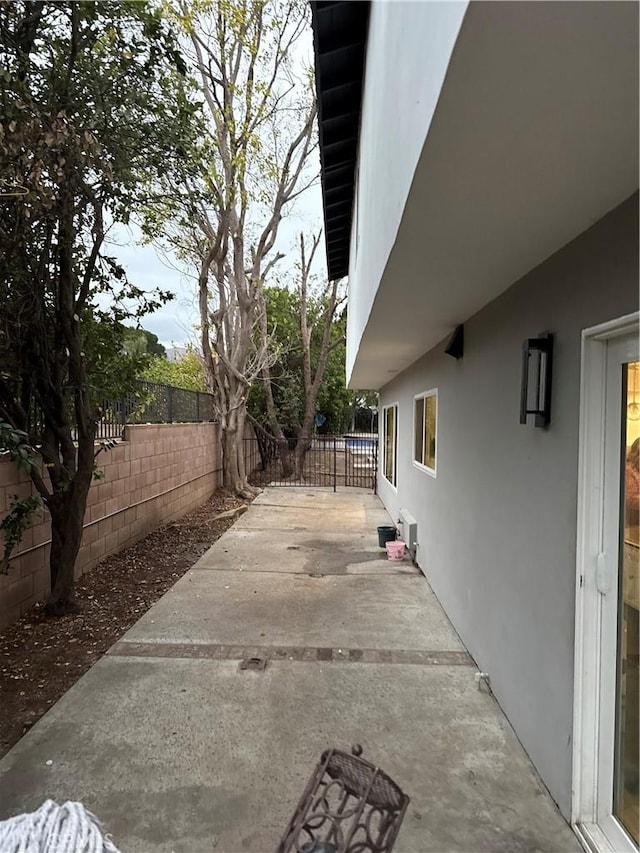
[615,360,640,845]
[573,322,639,853]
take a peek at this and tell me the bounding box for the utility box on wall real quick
[397,508,417,552]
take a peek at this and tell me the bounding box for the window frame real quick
[381,402,398,489]
[413,388,438,478]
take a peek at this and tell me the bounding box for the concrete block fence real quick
[0,422,251,629]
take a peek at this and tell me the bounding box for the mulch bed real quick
[0,489,249,759]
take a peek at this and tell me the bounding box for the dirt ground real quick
[0,489,249,759]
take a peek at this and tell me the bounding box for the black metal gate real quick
[245,433,378,492]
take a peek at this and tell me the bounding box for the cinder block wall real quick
[0,422,228,628]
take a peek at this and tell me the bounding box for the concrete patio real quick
[0,487,580,852]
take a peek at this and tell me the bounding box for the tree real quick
[122,327,166,358]
[146,0,317,498]
[315,309,353,434]
[0,2,193,614]
[255,233,345,478]
[142,347,207,392]
[347,389,379,434]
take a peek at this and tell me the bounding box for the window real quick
[414,390,437,475]
[382,403,398,487]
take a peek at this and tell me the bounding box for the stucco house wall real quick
[376,194,639,818]
[346,0,467,382]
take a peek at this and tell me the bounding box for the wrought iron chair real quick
[277,746,410,853]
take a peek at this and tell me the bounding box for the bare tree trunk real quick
[215,366,260,498]
[222,416,243,495]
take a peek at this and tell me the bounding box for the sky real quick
[107,16,325,350]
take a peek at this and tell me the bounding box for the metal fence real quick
[246,433,378,492]
[96,381,215,438]
[24,382,216,442]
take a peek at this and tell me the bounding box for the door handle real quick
[596,552,610,596]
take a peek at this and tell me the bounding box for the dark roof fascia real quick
[311,1,370,281]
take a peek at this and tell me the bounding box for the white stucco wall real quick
[376,197,639,818]
[346,0,468,384]
[346,2,638,390]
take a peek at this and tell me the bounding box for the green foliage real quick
[0,494,42,574]
[0,422,38,475]
[142,347,207,392]
[249,288,351,432]
[83,312,161,404]
[249,293,379,435]
[0,1,193,437]
[315,310,352,434]
[121,327,166,359]
[0,1,199,607]
[0,421,42,573]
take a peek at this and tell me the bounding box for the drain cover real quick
[239,657,267,672]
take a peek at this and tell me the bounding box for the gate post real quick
[333,436,337,493]
[374,439,378,494]
[345,435,348,487]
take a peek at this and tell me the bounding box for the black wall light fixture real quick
[520,332,553,427]
[445,324,464,359]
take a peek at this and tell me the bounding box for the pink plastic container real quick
[385,540,406,561]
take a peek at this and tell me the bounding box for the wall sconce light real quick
[445,324,464,359]
[520,333,553,428]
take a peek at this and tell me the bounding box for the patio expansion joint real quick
[107,641,473,666]
[189,568,419,576]
[248,503,376,511]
